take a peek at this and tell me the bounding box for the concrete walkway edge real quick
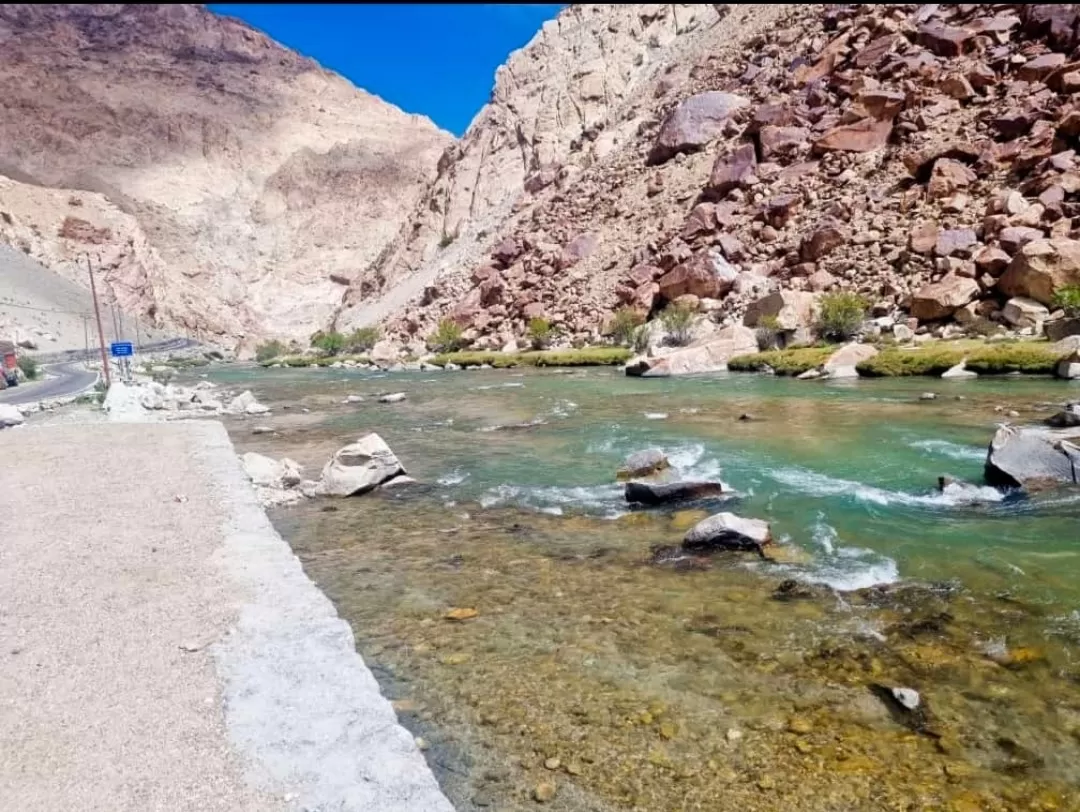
[196,422,455,812]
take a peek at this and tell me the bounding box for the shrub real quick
[527,317,557,350]
[609,307,645,347]
[966,343,1064,375]
[857,347,965,377]
[755,314,782,351]
[432,347,631,368]
[310,330,346,356]
[728,346,834,375]
[632,324,651,354]
[1052,284,1080,318]
[17,354,40,380]
[817,292,868,341]
[254,339,286,363]
[963,317,1003,338]
[427,318,466,353]
[660,301,696,346]
[347,326,381,352]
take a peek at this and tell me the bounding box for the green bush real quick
[963,317,1003,338]
[262,353,371,368]
[310,330,346,357]
[254,340,286,363]
[1052,285,1080,318]
[527,317,557,350]
[817,292,868,341]
[427,318,466,353]
[432,347,631,368]
[755,314,782,351]
[660,301,696,346]
[728,346,834,375]
[631,324,651,354]
[858,342,1066,377]
[609,307,645,347]
[347,326,381,352]
[966,343,1064,375]
[856,347,965,377]
[17,354,40,380]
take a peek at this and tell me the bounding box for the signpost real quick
[110,342,134,383]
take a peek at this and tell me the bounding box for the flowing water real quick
[211,365,1080,811]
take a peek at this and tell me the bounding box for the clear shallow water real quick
[214,365,1080,811]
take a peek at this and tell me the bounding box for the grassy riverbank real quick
[432,347,632,368]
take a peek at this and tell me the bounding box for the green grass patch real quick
[965,343,1064,375]
[728,346,834,375]
[433,347,632,368]
[858,341,1065,377]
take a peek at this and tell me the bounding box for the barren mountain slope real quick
[0,3,452,352]
[352,3,1080,353]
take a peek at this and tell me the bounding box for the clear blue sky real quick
[209,4,565,136]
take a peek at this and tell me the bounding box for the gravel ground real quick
[0,419,453,812]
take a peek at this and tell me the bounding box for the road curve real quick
[0,362,99,405]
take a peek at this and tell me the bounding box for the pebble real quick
[725,727,743,742]
[543,757,561,770]
[444,607,479,621]
[533,780,557,803]
[892,686,921,710]
[920,392,937,401]
[415,736,430,751]
[787,716,813,734]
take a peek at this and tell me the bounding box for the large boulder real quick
[657,250,738,301]
[648,91,749,165]
[682,512,772,555]
[617,449,670,481]
[242,452,302,489]
[822,343,878,379]
[1047,317,1080,342]
[225,390,269,416]
[625,480,729,506]
[910,275,981,321]
[985,425,1080,489]
[1002,297,1050,329]
[1058,349,1080,380]
[0,403,24,428]
[743,290,817,331]
[320,433,406,497]
[707,142,757,197]
[998,238,1080,305]
[625,325,758,377]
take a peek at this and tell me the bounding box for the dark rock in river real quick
[984,425,1080,489]
[648,544,712,571]
[625,480,729,506]
[1046,403,1080,428]
[616,448,670,481]
[682,512,772,557]
[772,578,833,601]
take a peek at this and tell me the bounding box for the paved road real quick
[0,362,99,405]
[32,337,201,365]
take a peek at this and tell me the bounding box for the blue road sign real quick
[110,342,134,358]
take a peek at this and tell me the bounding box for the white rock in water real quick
[241,452,303,489]
[245,401,270,415]
[0,403,24,428]
[320,433,405,497]
[892,687,920,711]
[379,392,406,404]
[345,394,364,404]
[225,390,269,415]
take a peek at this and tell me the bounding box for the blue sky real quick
[209,4,565,136]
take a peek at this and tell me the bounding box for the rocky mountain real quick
[0,3,451,353]
[336,3,1080,356]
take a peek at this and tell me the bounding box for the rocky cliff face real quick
[340,3,1080,354]
[0,3,451,352]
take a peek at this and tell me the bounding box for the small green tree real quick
[755,314,782,351]
[660,301,696,346]
[527,317,557,350]
[817,292,868,342]
[427,318,465,353]
[17,354,39,380]
[1053,284,1080,318]
[310,330,346,356]
[609,307,645,347]
[348,326,381,353]
[254,339,286,363]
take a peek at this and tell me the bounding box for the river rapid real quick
[214,364,1080,812]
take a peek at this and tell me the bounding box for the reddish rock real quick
[903,143,982,180]
[935,228,978,258]
[813,118,892,153]
[450,288,484,326]
[559,232,598,270]
[909,221,939,255]
[682,203,718,239]
[966,63,997,90]
[974,246,1012,276]
[522,302,546,320]
[479,277,504,307]
[471,265,498,285]
[1059,110,1080,138]
[648,91,750,165]
[917,22,975,58]
[927,158,976,200]
[758,125,810,161]
[807,269,837,292]
[800,221,846,262]
[910,275,981,321]
[707,142,757,197]
[628,264,661,287]
[1021,5,1080,52]
[1019,52,1068,82]
[716,233,745,261]
[854,33,903,69]
[523,166,559,194]
[856,90,906,121]
[492,237,522,267]
[939,74,975,101]
[999,226,1045,253]
[657,250,738,301]
[1039,184,1066,213]
[992,109,1037,139]
[999,237,1080,305]
[762,194,801,229]
[748,104,796,134]
[631,282,658,314]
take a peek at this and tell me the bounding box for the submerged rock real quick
[617,448,670,480]
[379,392,407,404]
[625,480,728,506]
[1046,403,1080,428]
[682,512,772,556]
[320,433,406,497]
[984,424,1080,489]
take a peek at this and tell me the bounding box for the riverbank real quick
[0,420,452,812]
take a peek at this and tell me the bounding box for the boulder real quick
[241,452,302,489]
[657,250,738,301]
[1047,318,1080,342]
[813,118,892,153]
[320,433,406,497]
[625,480,729,506]
[985,425,1080,489]
[927,158,976,199]
[910,275,981,321]
[370,340,402,365]
[625,325,758,377]
[682,512,772,556]
[0,403,24,428]
[800,221,846,262]
[379,392,407,404]
[1002,297,1050,329]
[648,91,750,165]
[1058,349,1080,380]
[1047,404,1080,428]
[743,290,817,331]
[822,343,878,378]
[617,449,670,481]
[707,142,757,197]
[941,361,978,379]
[224,390,269,416]
[998,238,1080,306]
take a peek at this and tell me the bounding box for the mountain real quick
[0,3,451,353]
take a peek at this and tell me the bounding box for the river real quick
[213,364,1080,811]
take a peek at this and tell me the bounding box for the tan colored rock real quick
[999,238,1080,305]
[927,159,976,199]
[813,118,892,153]
[743,291,817,331]
[822,343,878,379]
[910,275,981,321]
[625,325,757,377]
[707,143,757,197]
[657,251,738,301]
[1002,297,1050,329]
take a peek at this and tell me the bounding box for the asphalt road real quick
[0,362,99,405]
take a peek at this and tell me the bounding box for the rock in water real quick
[320,433,406,496]
[625,480,728,506]
[379,392,407,404]
[682,512,772,556]
[616,448,670,480]
[985,425,1080,489]
[242,452,302,489]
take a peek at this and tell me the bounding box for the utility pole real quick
[117,305,125,343]
[83,315,90,366]
[86,253,111,387]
